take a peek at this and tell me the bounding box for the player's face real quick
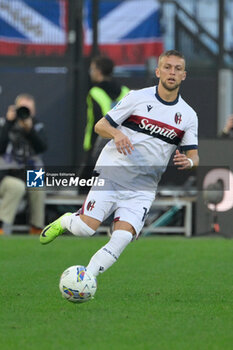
[155,55,186,91]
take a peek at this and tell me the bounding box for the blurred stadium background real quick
[0,0,232,236]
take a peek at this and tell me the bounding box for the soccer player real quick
[40,50,199,277]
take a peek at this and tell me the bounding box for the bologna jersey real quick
[95,86,198,193]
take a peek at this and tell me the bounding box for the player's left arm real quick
[176,110,199,170]
[173,149,199,170]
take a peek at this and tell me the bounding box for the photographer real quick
[0,93,48,235]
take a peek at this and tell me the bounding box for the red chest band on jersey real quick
[122,115,185,145]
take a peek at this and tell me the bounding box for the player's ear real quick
[182,70,187,81]
[155,67,160,78]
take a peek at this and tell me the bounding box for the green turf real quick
[0,235,233,350]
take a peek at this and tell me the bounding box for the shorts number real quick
[142,207,148,222]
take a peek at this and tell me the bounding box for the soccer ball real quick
[59,265,97,303]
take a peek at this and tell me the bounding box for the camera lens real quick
[16,106,31,120]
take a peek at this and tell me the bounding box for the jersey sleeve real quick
[105,90,135,126]
[180,113,198,150]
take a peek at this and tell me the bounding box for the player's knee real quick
[69,215,96,237]
[114,220,136,235]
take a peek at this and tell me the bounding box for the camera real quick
[16,106,31,120]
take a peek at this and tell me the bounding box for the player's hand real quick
[173,149,192,170]
[114,130,134,155]
[6,105,17,121]
[18,117,33,132]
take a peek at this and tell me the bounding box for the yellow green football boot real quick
[40,213,72,245]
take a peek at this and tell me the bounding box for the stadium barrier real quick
[8,194,195,237]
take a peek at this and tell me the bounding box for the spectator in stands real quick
[0,93,48,235]
[83,55,130,164]
[220,114,233,138]
[79,56,130,193]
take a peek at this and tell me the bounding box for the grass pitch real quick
[0,235,233,350]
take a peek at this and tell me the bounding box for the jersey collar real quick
[155,86,179,106]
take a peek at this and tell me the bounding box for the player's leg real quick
[40,211,101,244]
[86,220,135,276]
[86,193,153,277]
[40,188,114,244]
[62,213,101,237]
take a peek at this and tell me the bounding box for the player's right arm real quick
[95,90,136,155]
[94,117,134,155]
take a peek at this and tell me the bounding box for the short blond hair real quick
[158,50,185,67]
